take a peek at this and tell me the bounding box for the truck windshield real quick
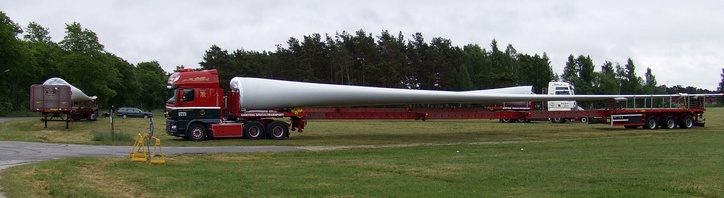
[167,89,177,104]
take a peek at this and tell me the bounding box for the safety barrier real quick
[130,134,166,164]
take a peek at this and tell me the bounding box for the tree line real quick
[1,11,721,115]
[200,30,720,96]
[200,31,558,93]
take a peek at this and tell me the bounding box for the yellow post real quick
[149,136,166,164]
[130,134,148,162]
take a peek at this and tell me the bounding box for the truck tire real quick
[244,121,265,139]
[644,116,658,130]
[662,116,677,129]
[188,123,208,141]
[266,121,289,140]
[678,115,694,129]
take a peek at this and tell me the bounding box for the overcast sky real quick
[2,0,722,90]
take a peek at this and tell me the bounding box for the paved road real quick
[0,141,306,169]
[0,117,307,197]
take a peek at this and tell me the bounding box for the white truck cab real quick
[547,81,578,111]
[547,81,585,123]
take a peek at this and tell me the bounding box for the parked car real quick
[116,107,153,119]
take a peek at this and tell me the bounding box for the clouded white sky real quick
[2,0,722,90]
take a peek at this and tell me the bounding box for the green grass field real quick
[2,109,720,147]
[1,108,722,197]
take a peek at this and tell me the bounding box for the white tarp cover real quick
[42,77,97,102]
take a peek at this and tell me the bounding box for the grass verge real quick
[91,130,135,143]
[1,108,722,147]
[1,130,722,197]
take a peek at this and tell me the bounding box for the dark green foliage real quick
[136,61,168,109]
[595,61,620,94]
[0,12,36,113]
[618,58,643,94]
[199,45,234,90]
[562,55,596,94]
[518,53,555,93]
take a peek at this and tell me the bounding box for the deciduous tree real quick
[0,12,32,112]
[137,61,168,109]
[57,22,118,106]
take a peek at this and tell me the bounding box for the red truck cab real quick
[165,69,227,140]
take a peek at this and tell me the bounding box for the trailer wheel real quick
[188,123,208,141]
[551,118,565,123]
[662,116,677,129]
[644,116,658,130]
[266,121,289,140]
[678,115,694,129]
[144,115,148,119]
[580,117,588,123]
[244,122,265,139]
[89,112,98,121]
[501,119,515,123]
[122,114,127,119]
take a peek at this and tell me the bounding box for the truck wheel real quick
[244,122,265,139]
[662,116,677,129]
[678,115,694,129]
[644,116,658,130]
[188,123,208,141]
[266,121,289,140]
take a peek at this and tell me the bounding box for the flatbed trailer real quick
[300,95,712,130]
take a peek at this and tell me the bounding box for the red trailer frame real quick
[300,95,713,130]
